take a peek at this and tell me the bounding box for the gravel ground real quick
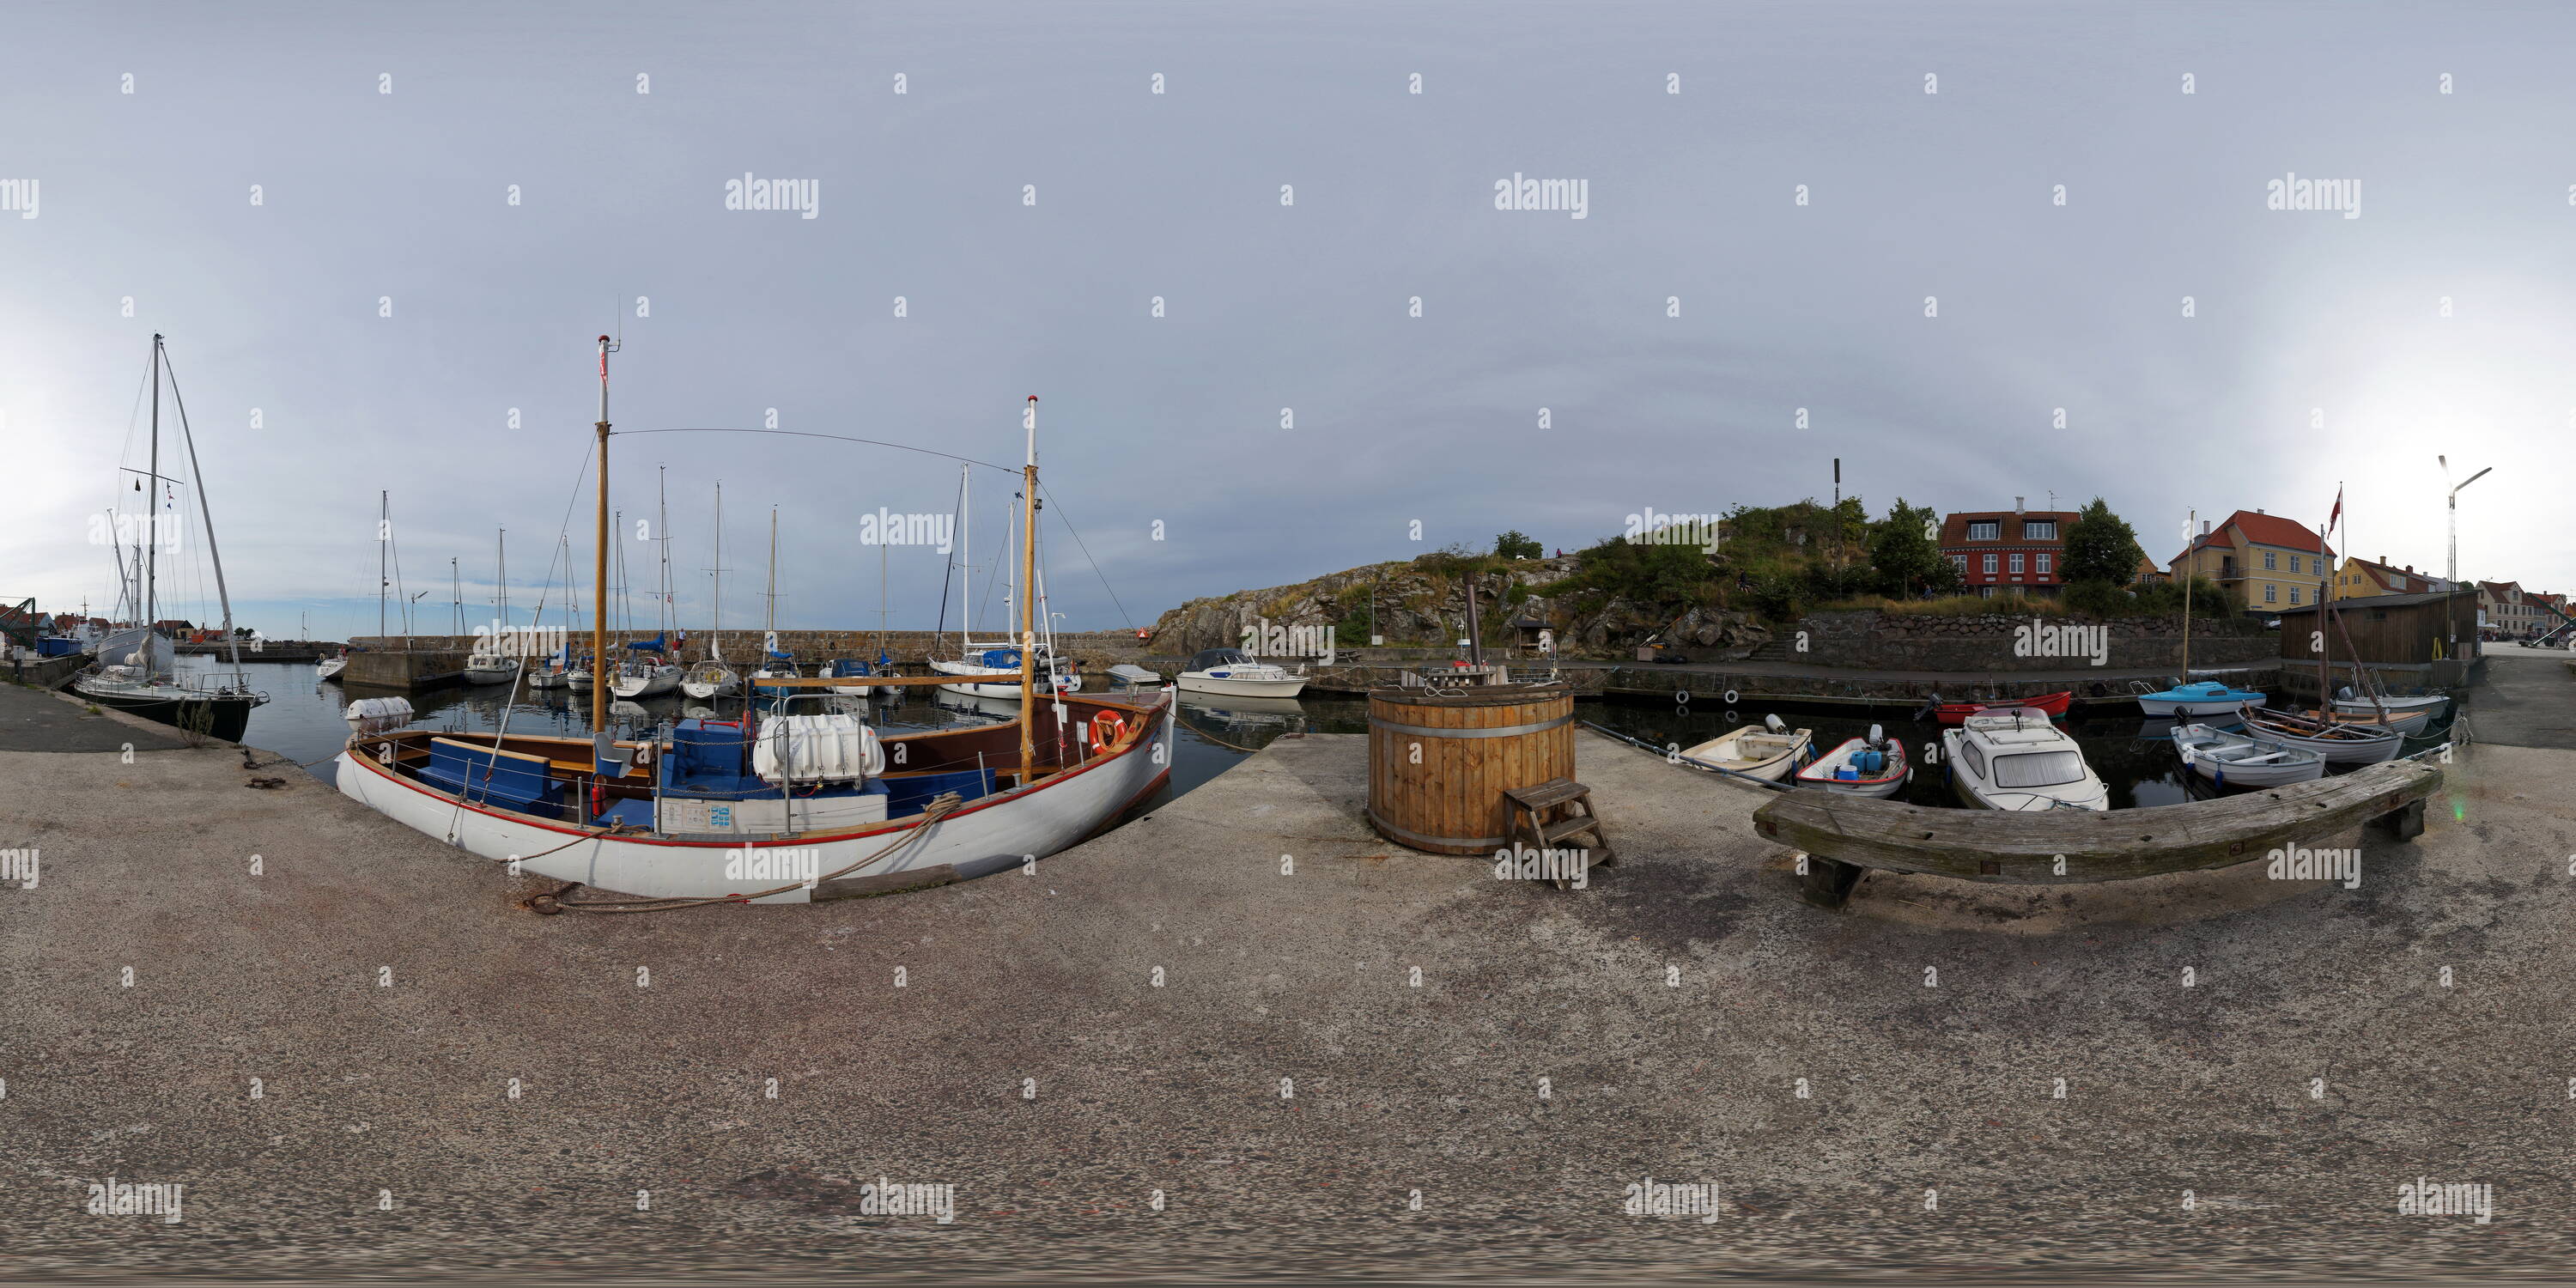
[1,711,2571,1281]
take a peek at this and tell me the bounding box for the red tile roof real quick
[2219,509,2336,555]
[1936,510,2081,549]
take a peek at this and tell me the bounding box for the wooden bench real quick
[1753,757,2442,909]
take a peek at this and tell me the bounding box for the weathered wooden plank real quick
[1751,759,2440,884]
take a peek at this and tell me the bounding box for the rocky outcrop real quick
[1149,556,1767,658]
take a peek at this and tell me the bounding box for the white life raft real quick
[753,714,885,784]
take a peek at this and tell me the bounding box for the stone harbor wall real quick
[1783,611,2275,672]
[349,629,1157,668]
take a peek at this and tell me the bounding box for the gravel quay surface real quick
[2,714,2572,1279]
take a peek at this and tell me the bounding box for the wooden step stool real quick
[1503,777,1614,889]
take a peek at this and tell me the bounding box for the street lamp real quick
[2439,455,2491,653]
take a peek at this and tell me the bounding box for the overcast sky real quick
[3,1,2568,639]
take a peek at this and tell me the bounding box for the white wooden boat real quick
[1680,714,1813,781]
[2330,689,2447,721]
[2171,722,2326,787]
[526,659,570,690]
[683,660,740,698]
[2241,708,2402,764]
[2324,705,2430,737]
[337,365,1166,902]
[1941,708,2108,811]
[1176,647,1308,698]
[933,646,1081,700]
[1792,726,1908,798]
[462,653,521,685]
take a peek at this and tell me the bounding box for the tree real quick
[1493,530,1542,561]
[1867,498,1955,598]
[2061,497,2146,586]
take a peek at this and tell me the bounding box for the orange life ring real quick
[1090,710,1129,749]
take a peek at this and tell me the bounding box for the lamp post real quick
[2439,455,2491,653]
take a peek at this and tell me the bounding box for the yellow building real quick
[2167,509,2335,613]
[2330,556,2440,599]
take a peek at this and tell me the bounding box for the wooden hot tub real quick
[1366,682,1574,854]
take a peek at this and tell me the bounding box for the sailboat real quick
[611,470,683,698]
[334,367,1173,903]
[683,482,741,699]
[527,537,579,689]
[71,336,271,741]
[750,507,802,695]
[931,464,1080,700]
[2245,506,2406,758]
[462,529,523,684]
[2132,507,2266,719]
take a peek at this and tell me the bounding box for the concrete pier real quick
[1,689,2571,1274]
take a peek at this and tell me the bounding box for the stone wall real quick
[349,629,1157,668]
[1783,610,2275,672]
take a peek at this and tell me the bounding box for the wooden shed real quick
[2275,589,2481,701]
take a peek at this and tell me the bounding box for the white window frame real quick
[2037,552,2053,575]
[2263,550,2277,570]
[1967,521,2000,541]
[2022,520,2057,541]
[2008,553,2026,574]
[2264,584,2277,604]
[1983,554,1999,574]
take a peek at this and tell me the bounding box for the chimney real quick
[2200,519,2211,535]
[2014,496,2025,514]
[2255,507,2265,514]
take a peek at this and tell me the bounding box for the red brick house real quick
[1938,502,2081,599]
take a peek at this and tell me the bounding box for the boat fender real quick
[1764,714,1786,733]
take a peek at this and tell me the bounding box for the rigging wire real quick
[617,427,1010,474]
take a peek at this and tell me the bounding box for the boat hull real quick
[72,682,260,743]
[1176,674,1308,699]
[333,698,1176,902]
[462,661,520,685]
[2241,713,2403,764]
[2172,725,2328,787]
[1791,738,1907,798]
[315,659,348,682]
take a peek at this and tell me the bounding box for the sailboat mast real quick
[497,528,507,628]
[711,482,723,659]
[1018,396,1038,786]
[655,465,671,643]
[379,491,388,641]
[165,341,244,670]
[2181,508,2195,679]
[2317,519,2330,708]
[959,463,972,647]
[143,337,161,649]
[766,507,778,641]
[592,335,612,733]
[452,558,461,635]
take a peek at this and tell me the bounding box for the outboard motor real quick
[2335,685,2356,702]
[1866,724,1886,748]
[1763,714,1786,734]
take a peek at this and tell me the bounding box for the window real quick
[1961,742,1986,780]
[1967,521,2000,541]
[2022,520,2057,541]
[2289,588,2300,605]
[2009,553,2025,574]
[1983,554,1999,574]
[2263,550,2277,570]
[2264,585,2277,604]
[1993,750,2085,788]
[2037,553,2052,575]
[1951,555,1968,571]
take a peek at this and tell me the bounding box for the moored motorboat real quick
[611,653,680,697]
[1941,707,2108,811]
[315,649,349,682]
[1792,726,1908,798]
[1680,714,1813,782]
[2132,678,2266,719]
[2241,707,2403,764]
[933,645,1081,700]
[819,658,876,696]
[1176,647,1308,699]
[1930,690,2070,725]
[2171,721,2327,787]
[462,652,521,684]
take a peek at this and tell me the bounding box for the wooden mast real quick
[592,335,612,733]
[1019,396,1038,787]
[2181,508,2194,680]
[144,336,161,656]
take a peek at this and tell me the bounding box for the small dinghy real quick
[2241,707,2402,764]
[1793,725,1908,797]
[1941,707,2108,811]
[2329,685,2447,722]
[1680,714,1813,782]
[2171,722,2326,787]
[1930,690,2070,726]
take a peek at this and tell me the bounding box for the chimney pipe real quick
[2014,496,2025,513]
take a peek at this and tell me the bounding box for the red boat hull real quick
[1933,690,2073,725]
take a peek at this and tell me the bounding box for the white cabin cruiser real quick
[461,651,521,685]
[1941,708,2109,811]
[1175,647,1308,699]
[933,644,1080,700]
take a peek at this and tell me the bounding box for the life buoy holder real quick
[1091,710,1130,749]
